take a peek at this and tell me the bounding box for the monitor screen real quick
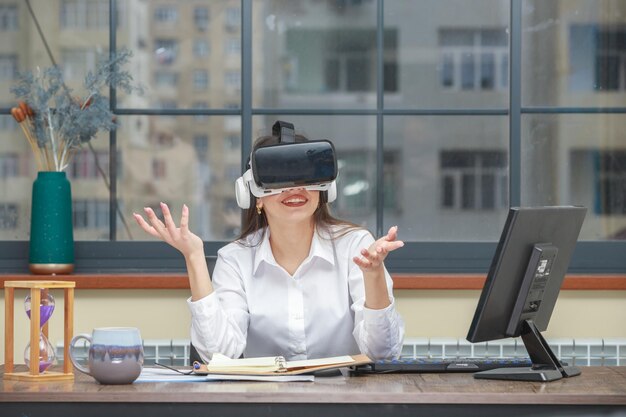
[466,206,587,381]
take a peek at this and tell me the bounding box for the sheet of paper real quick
[286,355,354,368]
[204,374,315,382]
[136,367,206,382]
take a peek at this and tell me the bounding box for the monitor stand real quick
[473,319,581,382]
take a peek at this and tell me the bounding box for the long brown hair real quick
[236,133,361,245]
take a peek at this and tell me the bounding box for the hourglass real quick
[4,280,75,381]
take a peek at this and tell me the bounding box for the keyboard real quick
[354,357,533,373]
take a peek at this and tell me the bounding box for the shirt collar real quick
[252,227,336,275]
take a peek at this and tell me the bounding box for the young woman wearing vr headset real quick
[133,121,405,362]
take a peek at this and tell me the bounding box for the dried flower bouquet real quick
[10,48,142,172]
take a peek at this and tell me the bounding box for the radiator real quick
[61,337,626,367]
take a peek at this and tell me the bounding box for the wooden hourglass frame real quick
[4,280,75,381]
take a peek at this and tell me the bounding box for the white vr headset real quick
[235,121,338,209]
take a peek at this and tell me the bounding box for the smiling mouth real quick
[281,196,308,207]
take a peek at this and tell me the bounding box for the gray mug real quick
[69,327,144,384]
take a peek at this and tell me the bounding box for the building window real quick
[0,4,18,31]
[192,101,208,122]
[336,151,400,215]
[0,115,17,131]
[193,70,209,90]
[225,38,240,55]
[194,6,209,31]
[154,71,179,87]
[0,153,19,178]
[0,54,17,81]
[440,150,507,210]
[67,149,109,179]
[73,200,109,229]
[193,134,209,158]
[593,151,626,215]
[154,39,178,65]
[570,25,626,92]
[439,28,508,90]
[61,48,102,80]
[152,158,166,179]
[224,71,240,89]
[225,7,240,31]
[224,135,239,151]
[154,6,178,23]
[193,39,210,57]
[0,203,18,229]
[61,0,111,30]
[286,29,397,93]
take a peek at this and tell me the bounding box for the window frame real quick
[0,0,625,275]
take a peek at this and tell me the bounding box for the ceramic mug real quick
[69,327,144,384]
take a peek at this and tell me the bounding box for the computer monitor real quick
[466,206,587,382]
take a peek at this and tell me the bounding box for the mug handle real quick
[69,333,92,376]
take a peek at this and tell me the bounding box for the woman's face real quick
[258,188,320,226]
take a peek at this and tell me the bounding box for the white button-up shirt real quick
[187,226,405,362]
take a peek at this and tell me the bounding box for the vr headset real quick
[235,121,338,209]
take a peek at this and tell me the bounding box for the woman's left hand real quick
[353,226,404,273]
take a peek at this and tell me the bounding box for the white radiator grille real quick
[62,337,626,366]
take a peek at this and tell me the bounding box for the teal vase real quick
[29,171,74,275]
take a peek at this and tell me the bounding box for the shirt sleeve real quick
[186,250,249,361]
[347,231,405,360]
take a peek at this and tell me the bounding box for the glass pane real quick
[118,0,241,109]
[523,0,626,107]
[384,0,509,109]
[118,116,241,241]
[253,0,378,109]
[252,115,377,229]
[522,114,626,240]
[384,116,509,240]
[0,0,111,240]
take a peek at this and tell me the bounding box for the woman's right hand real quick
[133,202,204,259]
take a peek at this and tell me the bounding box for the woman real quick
[133,133,405,362]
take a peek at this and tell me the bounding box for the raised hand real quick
[133,202,204,259]
[353,226,404,274]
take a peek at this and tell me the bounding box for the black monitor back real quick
[467,206,587,343]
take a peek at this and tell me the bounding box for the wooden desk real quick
[2,366,626,417]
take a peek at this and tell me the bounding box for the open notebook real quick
[193,353,372,376]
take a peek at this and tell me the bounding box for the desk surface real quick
[2,366,626,417]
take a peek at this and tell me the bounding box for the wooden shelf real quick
[1,274,625,290]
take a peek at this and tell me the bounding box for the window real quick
[439,28,508,90]
[569,25,626,92]
[0,4,18,31]
[152,158,166,179]
[154,39,178,65]
[440,150,507,210]
[193,134,208,158]
[224,71,240,89]
[194,7,209,31]
[68,150,109,180]
[193,39,210,57]
[593,151,626,215]
[336,151,400,215]
[225,7,240,31]
[193,70,209,90]
[0,54,16,81]
[0,203,18,229]
[285,29,398,93]
[61,0,111,30]
[73,200,108,229]
[0,1,622,275]
[154,6,177,24]
[0,153,19,178]
[61,48,102,80]
[225,38,240,55]
[154,71,179,87]
[192,101,208,122]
